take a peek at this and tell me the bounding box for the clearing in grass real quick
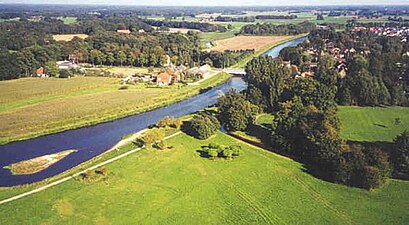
[52,34,88,42]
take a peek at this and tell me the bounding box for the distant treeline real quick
[142,19,226,32]
[239,21,316,35]
[254,15,297,20]
[214,16,255,22]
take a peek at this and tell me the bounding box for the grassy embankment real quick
[0,72,231,144]
[0,127,408,224]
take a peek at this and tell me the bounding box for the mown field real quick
[0,73,231,144]
[0,130,408,224]
[255,106,409,143]
[208,35,293,52]
[338,106,409,142]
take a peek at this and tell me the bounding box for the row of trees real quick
[0,20,249,80]
[142,19,226,32]
[239,21,316,35]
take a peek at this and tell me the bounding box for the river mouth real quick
[0,36,307,187]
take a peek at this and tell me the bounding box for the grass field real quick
[252,106,409,144]
[52,34,88,42]
[56,16,78,24]
[208,35,293,52]
[0,131,408,224]
[0,73,231,144]
[338,106,409,142]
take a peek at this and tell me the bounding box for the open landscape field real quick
[52,34,88,42]
[255,106,409,143]
[0,130,407,224]
[208,35,293,52]
[0,73,231,144]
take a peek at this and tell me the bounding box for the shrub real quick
[157,116,183,129]
[99,167,108,176]
[392,131,409,177]
[208,149,218,159]
[222,149,233,159]
[182,113,220,140]
[58,69,72,78]
[360,166,383,190]
[154,141,166,150]
[83,170,94,179]
[141,129,164,147]
[118,85,129,90]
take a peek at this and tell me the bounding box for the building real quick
[36,67,46,77]
[156,72,173,86]
[57,61,78,70]
[117,29,131,34]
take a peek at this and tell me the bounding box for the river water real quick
[0,36,306,186]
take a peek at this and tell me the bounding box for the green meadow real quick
[0,106,408,224]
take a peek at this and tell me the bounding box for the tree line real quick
[239,21,316,35]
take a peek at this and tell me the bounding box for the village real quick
[35,55,216,86]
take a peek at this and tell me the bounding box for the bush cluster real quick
[182,113,220,140]
[156,116,183,129]
[201,143,241,160]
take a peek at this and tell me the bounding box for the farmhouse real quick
[57,61,78,70]
[156,72,173,86]
[36,67,47,78]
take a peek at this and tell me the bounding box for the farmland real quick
[52,34,88,42]
[0,130,408,224]
[208,35,293,52]
[0,73,231,144]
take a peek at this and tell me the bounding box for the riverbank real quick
[0,72,231,145]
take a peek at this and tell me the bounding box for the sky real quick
[1,0,409,6]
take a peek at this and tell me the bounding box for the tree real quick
[316,14,325,20]
[245,56,290,111]
[218,89,259,131]
[141,129,165,147]
[208,148,218,160]
[182,113,220,140]
[392,131,409,177]
[45,60,59,77]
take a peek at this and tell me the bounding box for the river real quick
[0,36,306,186]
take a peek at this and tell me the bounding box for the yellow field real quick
[0,73,231,144]
[209,35,294,52]
[52,34,88,42]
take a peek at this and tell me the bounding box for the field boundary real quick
[0,131,182,205]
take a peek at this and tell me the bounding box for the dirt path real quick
[0,131,182,205]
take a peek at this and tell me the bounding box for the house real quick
[156,72,173,86]
[117,29,131,34]
[36,67,47,77]
[138,29,145,33]
[57,61,78,70]
[199,64,211,79]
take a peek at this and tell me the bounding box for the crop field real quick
[208,35,294,52]
[0,131,408,224]
[52,34,88,42]
[0,73,231,144]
